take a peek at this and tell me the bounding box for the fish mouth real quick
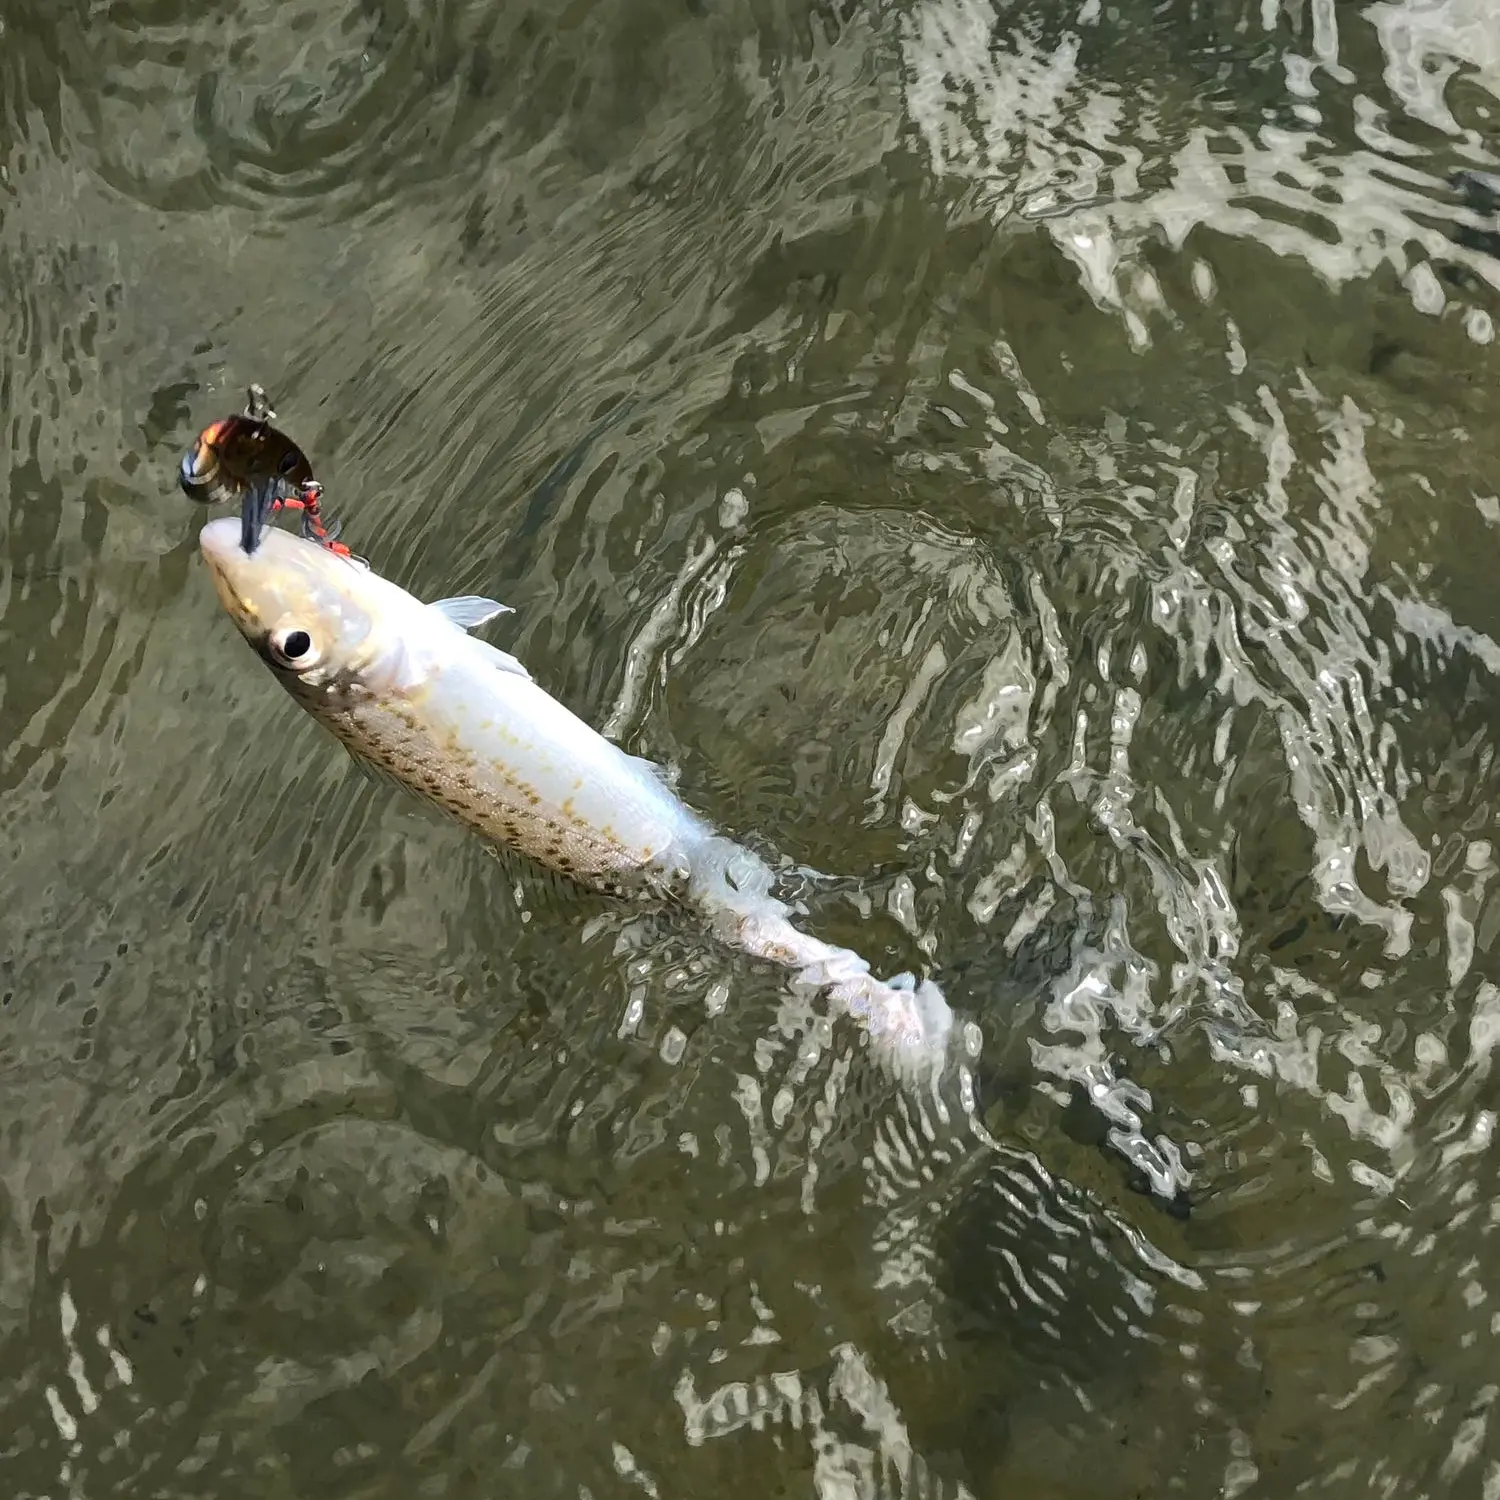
[199,515,258,626]
[198,514,245,568]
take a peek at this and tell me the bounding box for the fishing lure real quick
[178,384,350,556]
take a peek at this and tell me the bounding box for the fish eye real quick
[268,624,319,671]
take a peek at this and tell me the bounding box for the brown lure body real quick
[178,413,315,508]
[177,386,348,556]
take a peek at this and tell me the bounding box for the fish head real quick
[199,515,423,707]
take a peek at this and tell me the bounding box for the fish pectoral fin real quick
[429,595,513,629]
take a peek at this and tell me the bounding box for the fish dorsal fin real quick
[429,595,513,629]
[423,594,533,680]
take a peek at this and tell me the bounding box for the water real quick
[3,0,1500,1492]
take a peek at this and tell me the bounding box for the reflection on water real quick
[4,0,1500,1493]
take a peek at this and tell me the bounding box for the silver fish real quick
[198,516,956,1085]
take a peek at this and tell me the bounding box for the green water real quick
[4,0,1500,1494]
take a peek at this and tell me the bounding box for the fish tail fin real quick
[685,836,956,1086]
[768,922,956,1088]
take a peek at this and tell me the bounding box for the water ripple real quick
[72,0,496,219]
[5,0,1500,1495]
[901,0,1500,346]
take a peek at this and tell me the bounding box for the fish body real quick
[316,602,711,896]
[198,516,955,1084]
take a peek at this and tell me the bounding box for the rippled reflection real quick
[4,0,1500,1494]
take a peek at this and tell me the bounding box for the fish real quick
[197,515,957,1088]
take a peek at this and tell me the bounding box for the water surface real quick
[4,0,1500,1495]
